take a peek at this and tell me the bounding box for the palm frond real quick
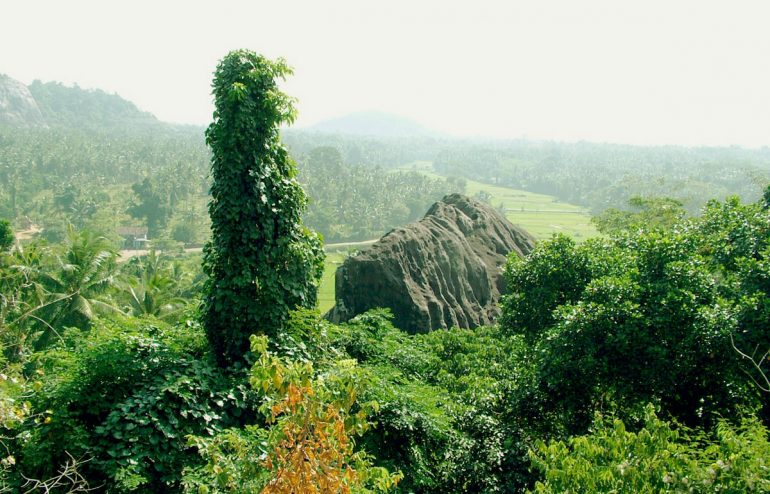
[71,295,94,321]
[89,298,126,316]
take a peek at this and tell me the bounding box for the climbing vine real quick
[202,50,324,366]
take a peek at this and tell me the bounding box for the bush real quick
[332,310,535,492]
[18,316,255,492]
[0,220,12,251]
[500,195,770,434]
[530,404,770,493]
[183,334,402,493]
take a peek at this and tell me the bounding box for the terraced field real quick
[405,162,599,240]
[462,178,599,240]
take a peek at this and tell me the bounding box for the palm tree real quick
[118,250,187,321]
[33,225,122,349]
[0,242,47,362]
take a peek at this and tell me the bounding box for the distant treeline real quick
[0,122,457,245]
[297,147,460,242]
[433,140,770,213]
[0,124,210,244]
[4,79,769,245]
[286,131,770,214]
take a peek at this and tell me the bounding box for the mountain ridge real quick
[0,74,192,134]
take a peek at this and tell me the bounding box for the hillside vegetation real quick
[0,52,769,493]
[2,188,769,491]
[27,80,162,131]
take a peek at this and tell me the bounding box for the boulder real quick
[327,193,536,333]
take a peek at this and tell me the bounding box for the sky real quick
[2,0,770,147]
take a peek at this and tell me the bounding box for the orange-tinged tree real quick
[184,335,401,493]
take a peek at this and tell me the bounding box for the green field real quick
[403,162,599,240]
[318,250,346,314]
[318,167,599,311]
[462,179,599,240]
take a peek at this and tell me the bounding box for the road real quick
[117,239,378,263]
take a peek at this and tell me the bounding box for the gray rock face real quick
[0,74,45,127]
[327,193,536,333]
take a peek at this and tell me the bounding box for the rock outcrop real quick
[0,74,45,127]
[327,193,536,333]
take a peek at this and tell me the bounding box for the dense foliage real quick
[1,191,769,492]
[0,226,200,366]
[530,405,770,493]
[3,52,770,493]
[184,333,401,493]
[501,191,770,435]
[202,50,324,366]
[19,318,253,492]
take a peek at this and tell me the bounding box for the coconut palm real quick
[0,241,47,362]
[33,225,122,349]
[118,250,187,321]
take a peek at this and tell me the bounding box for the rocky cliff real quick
[0,74,45,127]
[327,193,536,333]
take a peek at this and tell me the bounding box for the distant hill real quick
[27,80,160,131]
[305,111,441,138]
[0,74,183,133]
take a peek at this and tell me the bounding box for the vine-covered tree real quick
[202,50,324,366]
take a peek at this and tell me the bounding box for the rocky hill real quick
[0,74,45,127]
[0,74,166,132]
[27,80,160,130]
[327,193,536,333]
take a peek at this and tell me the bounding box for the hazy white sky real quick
[2,0,770,147]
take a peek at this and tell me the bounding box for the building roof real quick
[116,226,148,236]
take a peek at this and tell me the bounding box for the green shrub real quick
[182,334,401,493]
[333,310,535,492]
[530,404,770,493]
[0,220,12,251]
[19,317,255,492]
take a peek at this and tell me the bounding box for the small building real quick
[117,226,149,250]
